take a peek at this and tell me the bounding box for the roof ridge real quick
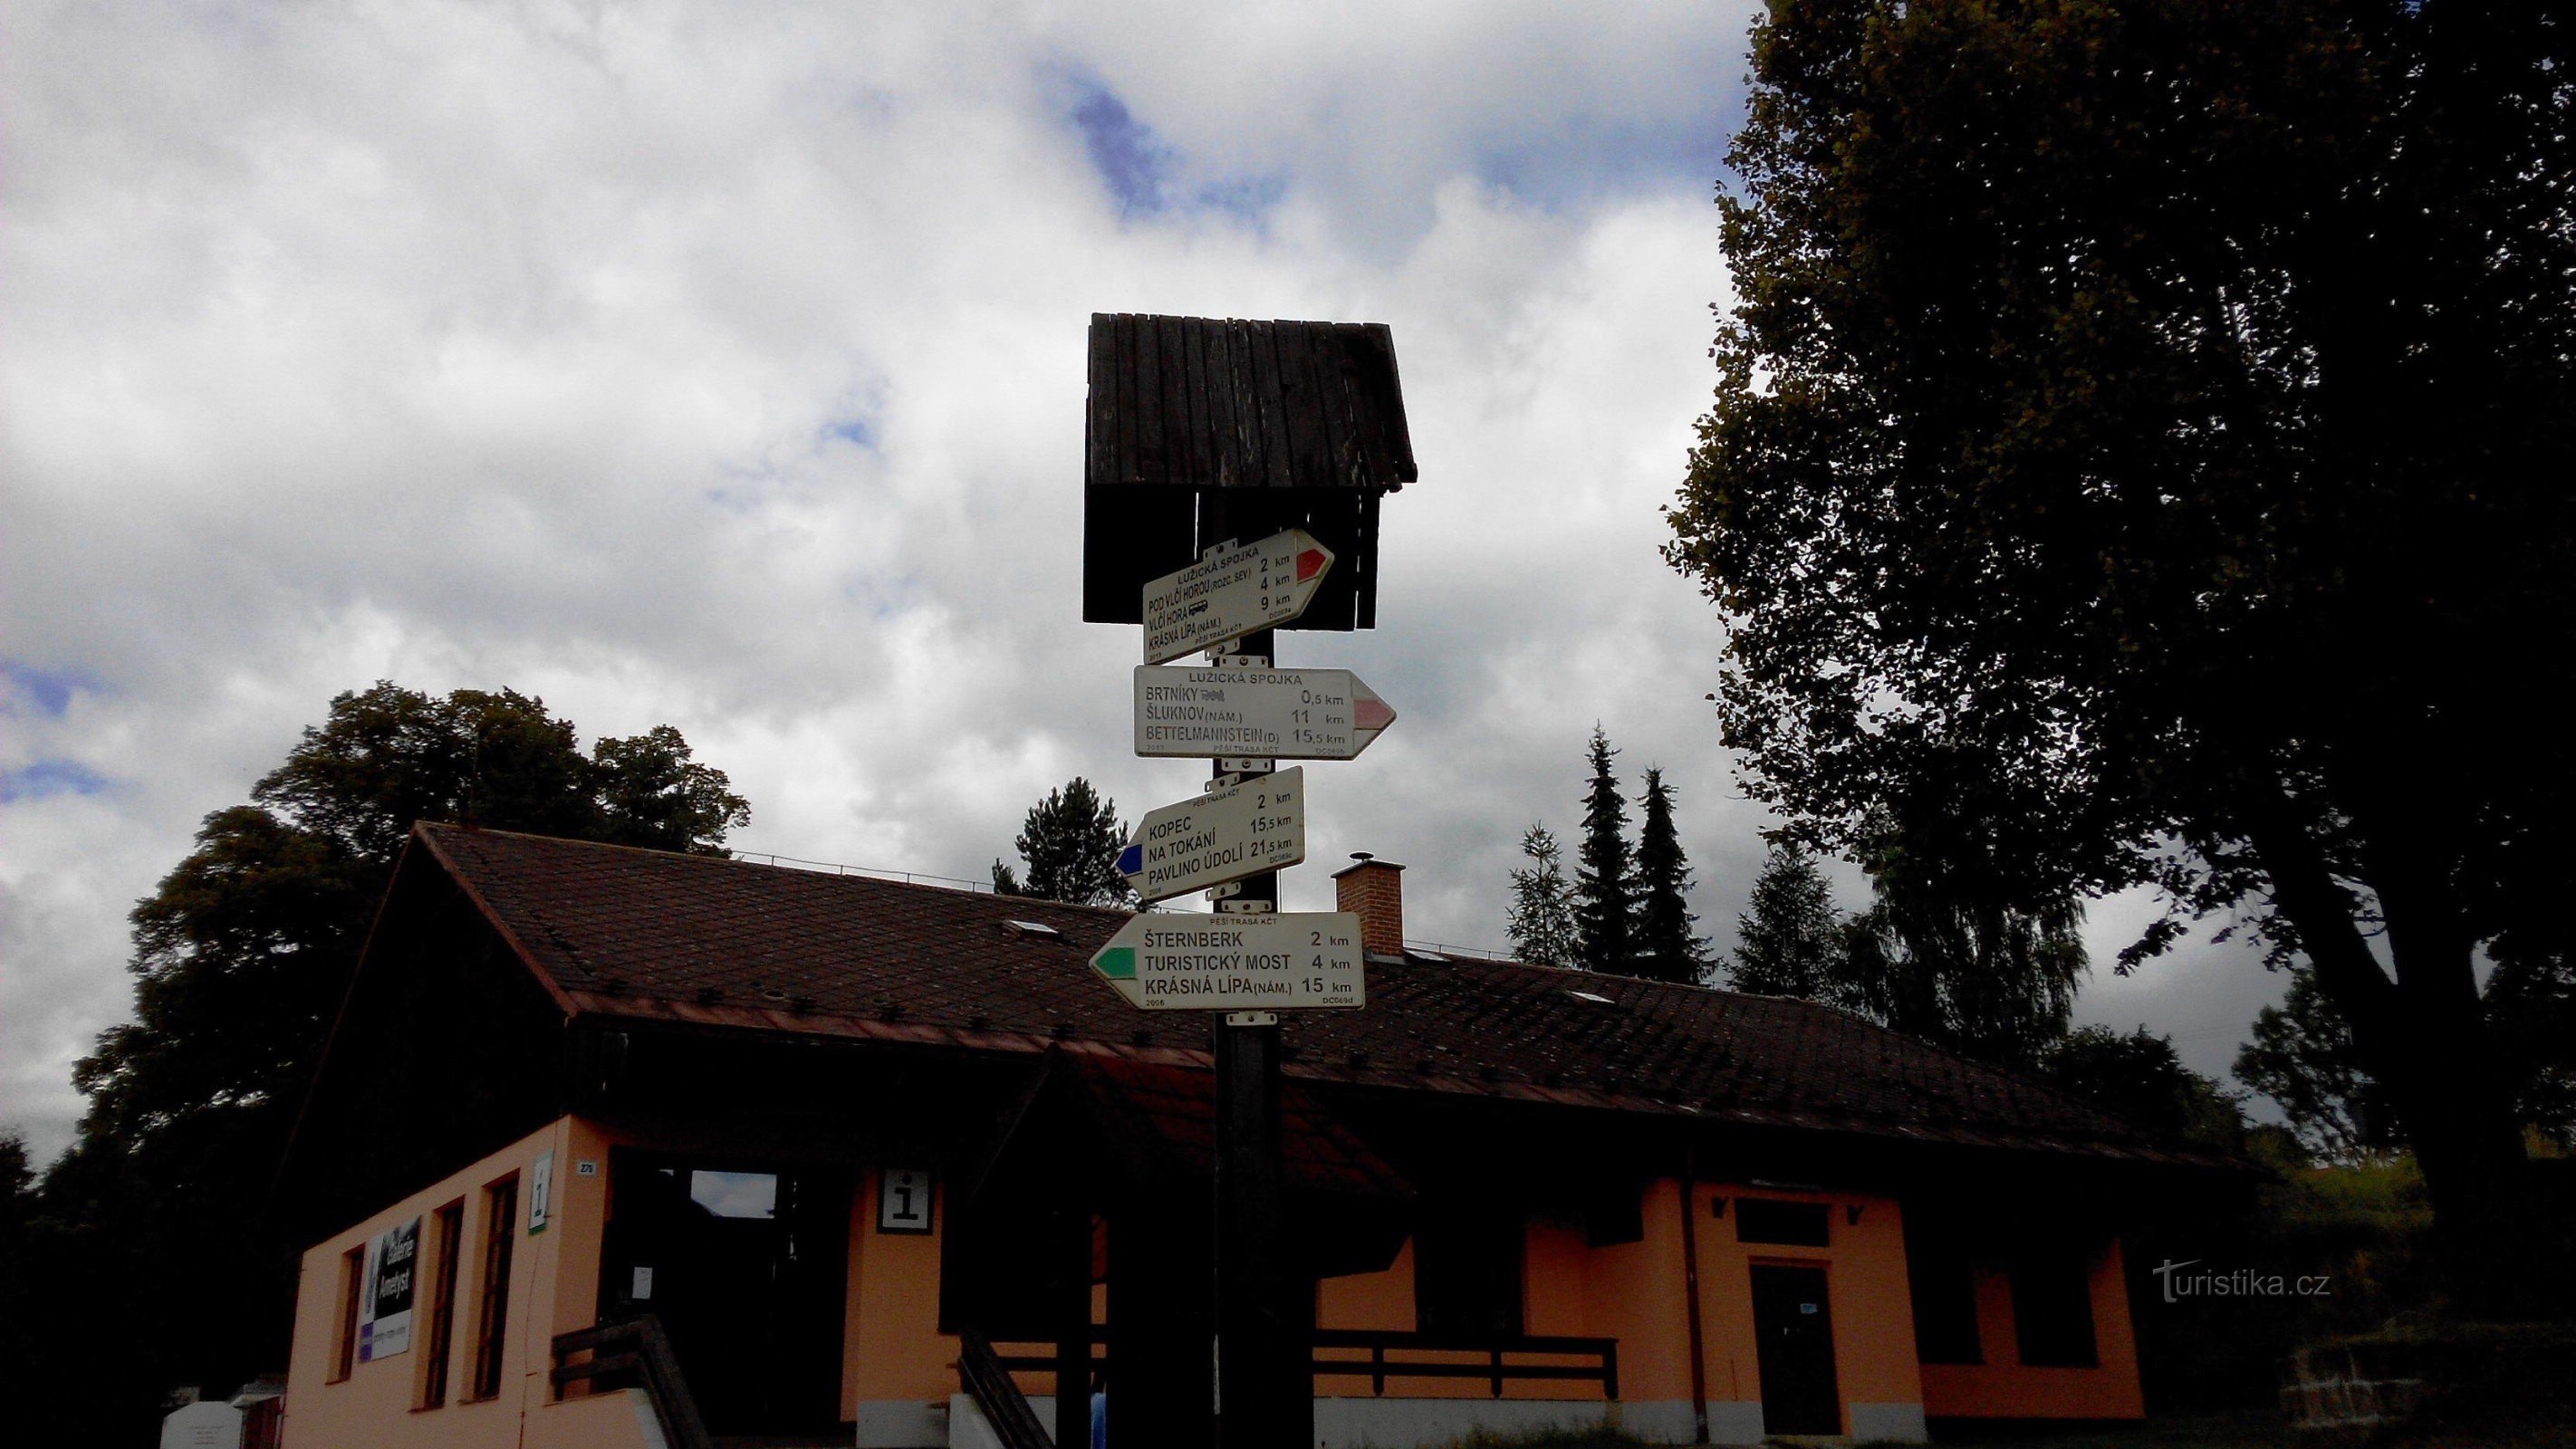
[412,820,1144,918]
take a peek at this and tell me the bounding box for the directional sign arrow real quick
[1089,911,1365,1011]
[1117,768,1306,904]
[1132,666,1399,761]
[1142,529,1334,664]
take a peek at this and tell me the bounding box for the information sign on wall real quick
[355,1216,419,1361]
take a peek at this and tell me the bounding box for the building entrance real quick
[1750,1262,1841,1435]
[600,1153,852,1435]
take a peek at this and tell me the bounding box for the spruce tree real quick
[1632,768,1707,984]
[1506,823,1579,970]
[1573,726,1637,974]
[1726,841,1843,1000]
[1004,778,1134,907]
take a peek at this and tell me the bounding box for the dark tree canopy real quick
[1725,841,1845,1002]
[32,682,748,1433]
[2042,1026,2251,1155]
[1839,830,2088,1068]
[1573,727,1638,974]
[1632,769,1709,984]
[995,778,1134,908]
[1668,0,2575,1291]
[2239,954,2576,1162]
[2235,968,2403,1162]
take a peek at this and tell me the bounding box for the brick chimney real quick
[1331,853,1405,957]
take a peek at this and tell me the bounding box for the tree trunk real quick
[2243,807,2539,1315]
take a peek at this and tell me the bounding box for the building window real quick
[2008,1243,2098,1368]
[1413,1204,1523,1338]
[331,1245,365,1383]
[468,1176,519,1401]
[1901,1213,1982,1365]
[418,1200,465,1408]
[1735,1198,1831,1247]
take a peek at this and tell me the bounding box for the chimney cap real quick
[1331,854,1405,879]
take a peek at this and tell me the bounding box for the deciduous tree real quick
[1838,828,2088,1068]
[1668,0,2575,1296]
[36,682,748,1428]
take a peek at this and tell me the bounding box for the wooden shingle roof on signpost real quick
[1086,315,1417,493]
[1081,313,1417,629]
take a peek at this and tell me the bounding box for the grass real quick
[1430,1405,2576,1449]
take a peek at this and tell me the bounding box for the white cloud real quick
[0,0,2283,1162]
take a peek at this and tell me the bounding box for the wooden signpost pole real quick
[1202,488,1303,1449]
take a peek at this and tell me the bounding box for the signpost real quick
[1143,530,1334,664]
[1089,911,1365,1011]
[1082,313,1416,1449]
[1117,768,1307,904]
[1133,666,1398,760]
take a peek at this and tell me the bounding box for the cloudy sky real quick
[1,0,2285,1162]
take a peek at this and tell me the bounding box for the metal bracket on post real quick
[1216,898,1274,916]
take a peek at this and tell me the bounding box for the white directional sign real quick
[1143,529,1335,664]
[1116,768,1306,904]
[1133,666,1398,760]
[1090,911,1365,1011]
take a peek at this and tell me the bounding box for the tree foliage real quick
[1573,727,1637,974]
[995,778,1133,907]
[1506,823,1581,970]
[2239,954,2576,1161]
[1632,769,1709,984]
[1839,830,2088,1067]
[2235,968,2402,1162]
[31,682,747,1429]
[1725,841,1845,1002]
[2042,1026,2251,1154]
[1668,0,2576,1283]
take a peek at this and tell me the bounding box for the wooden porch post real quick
[1054,1202,1091,1449]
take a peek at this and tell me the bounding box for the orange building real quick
[273,824,2228,1448]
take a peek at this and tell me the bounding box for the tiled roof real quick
[414,824,2209,1166]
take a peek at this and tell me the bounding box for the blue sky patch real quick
[1,760,111,803]
[1474,112,1734,212]
[1071,79,1173,216]
[2,661,93,716]
[1060,72,1283,226]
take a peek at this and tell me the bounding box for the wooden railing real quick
[550,1314,713,1449]
[987,1326,1619,1402]
[1311,1329,1620,1400]
[958,1326,1058,1449]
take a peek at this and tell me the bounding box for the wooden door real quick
[1749,1263,1841,1435]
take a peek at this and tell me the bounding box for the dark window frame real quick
[1412,1202,1525,1339]
[331,1244,366,1383]
[2008,1243,2099,1368]
[417,1199,466,1409]
[468,1176,520,1402]
[1900,1212,1983,1366]
[1735,1198,1831,1247]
